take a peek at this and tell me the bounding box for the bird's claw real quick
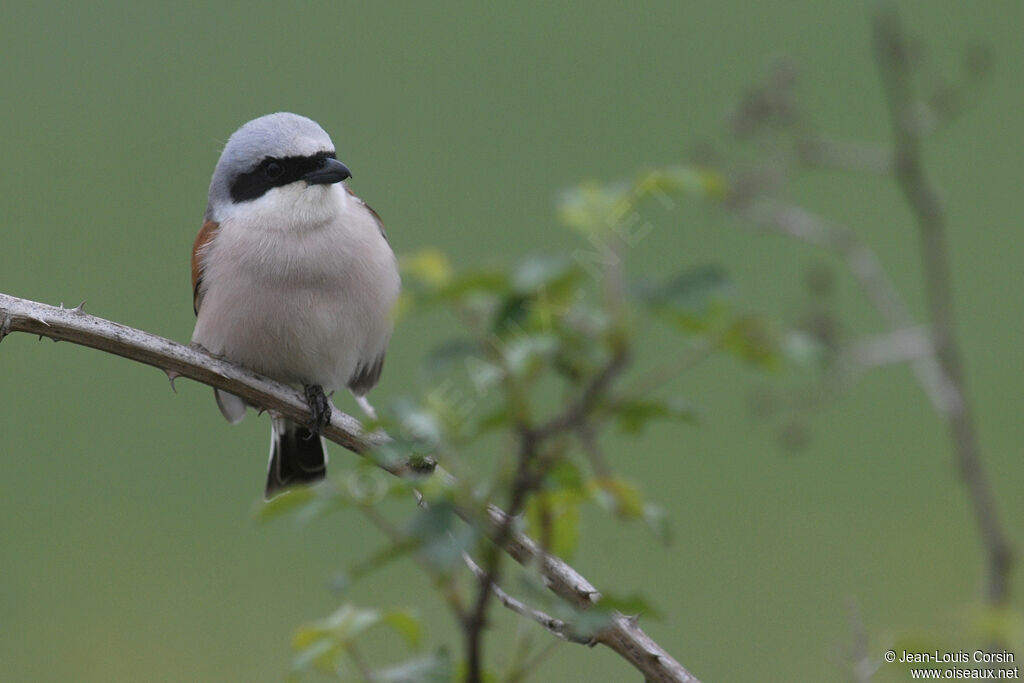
[303,384,331,435]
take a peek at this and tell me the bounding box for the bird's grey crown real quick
[206,113,335,216]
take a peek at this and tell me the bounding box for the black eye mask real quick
[229,151,337,203]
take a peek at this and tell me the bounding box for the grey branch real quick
[844,326,935,371]
[796,134,893,175]
[460,550,585,644]
[872,6,1013,607]
[734,198,961,416]
[0,292,699,683]
[845,598,877,683]
[480,503,700,682]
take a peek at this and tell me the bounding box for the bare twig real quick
[464,427,542,683]
[845,598,876,683]
[461,550,585,644]
[843,326,934,371]
[0,292,698,683]
[796,135,893,175]
[505,638,561,683]
[479,503,699,682]
[533,347,630,440]
[576,423,613,478]
[872,6,1013,606]
[465,343,631,682]
[734,198,961,416]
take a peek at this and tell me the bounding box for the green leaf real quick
[545,459,586,493]
[291,605,427,678]
[491,294,531,335]
[346,539,419,585]
[635,264,733,318]
[373,651,453,683]
[407,502,475,570]
[722,315,781,368]
[500,333,559,377]
[557,181,634,235]
[340,467,399,506]
[464,356,505,394]
[322,604,383,640]
[633,165,728,200]
[407,501,456,541]
[782,329,827,368]
[613,396,698,434]
[292,496,341,527]
[525,490,584,559]
[389,398,445,454]
[596,591,664,621]
[643,503,673,545]
[562,604,617,640]
[436,270,508,299]
[967,603,1024,645]
[423,338,479,376]
[290,636,340,675]
[589,476,645,519]
[470,405,513,436]
[400,249,452,288]
[380,609,423,649]
[511,254,577,295]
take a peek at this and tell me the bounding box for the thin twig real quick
[479,502,699,682]
[619,337,716,400]
[505,638,562,683]
[533,347,630,440]
[843,326,934,371]
[465,341,632,681]
[845,597,876,683]
[734,198,960,416]
[576,423,613,478]
[464,426,541,683]
[0,292,698,682]
[360,505,468,617]
[461,550,584,644]
[796,134,893,175]
[343,642,375,682]
[872,6,1013,606]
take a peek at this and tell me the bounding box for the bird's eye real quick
[264,161,284,180]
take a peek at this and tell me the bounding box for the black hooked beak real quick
[304,157,352,185]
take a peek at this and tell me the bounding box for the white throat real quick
[211,182,344,232]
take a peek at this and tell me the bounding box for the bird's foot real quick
[303,384,332,435]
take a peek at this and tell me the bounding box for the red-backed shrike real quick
[191,113,400,498]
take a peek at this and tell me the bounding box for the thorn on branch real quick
[165,369,180,393]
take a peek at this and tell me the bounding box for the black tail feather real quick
[265,419,327,499]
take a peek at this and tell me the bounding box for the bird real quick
[190,113,400,499]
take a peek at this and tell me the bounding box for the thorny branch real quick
[0,292,699,683]
[461,550,586,644]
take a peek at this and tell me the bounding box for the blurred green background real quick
[1,1,1021,680]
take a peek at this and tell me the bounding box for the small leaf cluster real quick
[269,164,790,680]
